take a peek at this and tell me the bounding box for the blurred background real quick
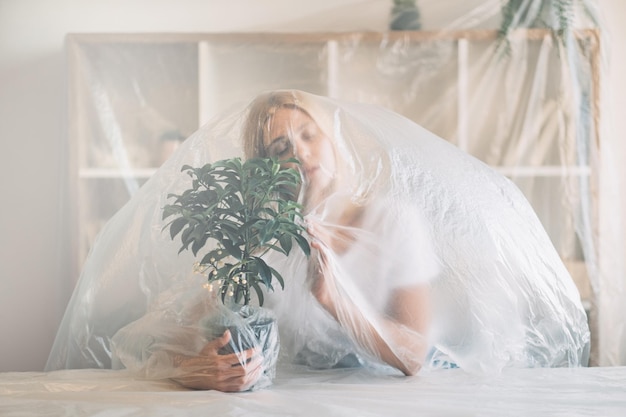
[1,0,624,372]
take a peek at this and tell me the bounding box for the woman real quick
[46,90,590,392]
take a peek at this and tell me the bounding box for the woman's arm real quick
[112,302,266,392]
[309,238,431,376]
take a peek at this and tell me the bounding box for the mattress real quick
[1,365,625,416]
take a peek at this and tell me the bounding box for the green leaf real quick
[269,266,285,290]
[199,248,228,266]
[162,204,180,220]
[191,234,208,256]
[278,233,293,254]
[254,257,272,288]
[221,239,242,260]
[234,285,243,304]
[260,219,280,244]
[180,222,195,245]
[251,282,265,307]
[293,234,311,256]
[169,217,187,240]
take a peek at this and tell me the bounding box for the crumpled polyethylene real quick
[46,89,590,389]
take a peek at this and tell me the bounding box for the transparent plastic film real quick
[110,284,278,392]
[49,88,590,393]
[53,0,624,392]
[50,114,283,391]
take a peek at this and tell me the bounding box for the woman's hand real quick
[172,330,264,392]
[307,222,354,255]
[307,222,344,318]
[305,202,365,315]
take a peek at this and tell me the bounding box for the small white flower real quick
[193,262,208,274]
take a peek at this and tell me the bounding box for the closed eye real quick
[267,136,292,158]
[300,124,316,142]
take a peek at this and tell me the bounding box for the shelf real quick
[67,31,600,314]
[78,165,591,180]
[65,29,602,366]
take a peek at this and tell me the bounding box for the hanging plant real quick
[389,0,422,31]
[496,0,599,54]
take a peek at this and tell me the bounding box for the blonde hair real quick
[242,90,316,160]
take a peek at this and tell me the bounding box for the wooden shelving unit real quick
[66,30,600,361]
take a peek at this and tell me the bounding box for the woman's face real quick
[263,106,337,209]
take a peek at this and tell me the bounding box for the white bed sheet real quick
[1,366,625,416]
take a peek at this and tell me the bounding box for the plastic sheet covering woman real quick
[46,90,590,392]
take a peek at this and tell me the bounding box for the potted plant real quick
[162,157,310,363]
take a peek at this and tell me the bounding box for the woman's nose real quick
[294,141,311,162]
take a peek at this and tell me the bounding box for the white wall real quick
[0,0,624,372]
[602,0,626,124]
[597,0,626,365]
